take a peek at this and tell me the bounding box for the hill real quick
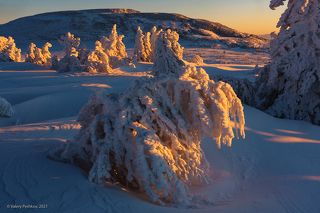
[0,9,268,50]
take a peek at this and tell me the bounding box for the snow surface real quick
[0,49,319,212]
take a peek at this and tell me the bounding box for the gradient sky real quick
[0,0,285,34]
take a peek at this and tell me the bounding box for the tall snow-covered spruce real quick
[133,26,149,62]
[255,0,320,124]
[54,29,245,205]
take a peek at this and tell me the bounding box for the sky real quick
[0,0,285,34]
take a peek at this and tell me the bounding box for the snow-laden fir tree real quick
[26,42,52,66]
[255,0,320,124]
[52,32,82,72]
[133,26,148,62]
[25,43,36,63]
[144,32,152,62]
[54,30,245,205]
[42,42,52,65]
[0,36,21,62]
[100,24,128,68]
[150,26,162,61]
[86,41,112,74]
[153,30,186,77]
[0,97,14,117]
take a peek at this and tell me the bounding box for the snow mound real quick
[0,97,14,117]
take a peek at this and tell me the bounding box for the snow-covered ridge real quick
[0,9,268,50]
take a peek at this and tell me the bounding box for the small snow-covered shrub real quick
[53,32,83,72]
[190,54,204,65]
[0,36,21,62]
[0,97,14,117]
[86,41,112,73]
[26,42,52,66]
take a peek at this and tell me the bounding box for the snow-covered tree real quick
[42,42,52,65]
[99,24,128,68]
[255,0,320,124]
[78,48,90,65]
[25,43,36,63]
[60,32,80,55]
[100,24,128,59]
[150,26,162,61]
[133,26,148,62]
[26,42,52,66]
[53,32,82,72]
[166,29,184,60]
[0,97,14,117]
[0,36,21,62]
[190,54,204,65]
[144,32,152,62]
[153,30,186,77]
[116,35,127,59]
[52,29,245,205]
[54,64,245,205]
[86,41,112,74]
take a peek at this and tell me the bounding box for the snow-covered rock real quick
[0,97,14,117]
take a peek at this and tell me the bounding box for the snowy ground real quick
[0,49,319,213]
